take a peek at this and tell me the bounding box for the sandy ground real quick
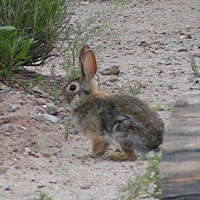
[0,0,200,200]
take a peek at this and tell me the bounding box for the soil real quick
[0,0,200,200]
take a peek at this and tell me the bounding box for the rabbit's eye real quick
[69,84,76,91]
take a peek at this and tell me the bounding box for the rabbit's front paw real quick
[104,151,135,161]
[77,152,98,159]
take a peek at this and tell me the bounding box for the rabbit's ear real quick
[79,45,97,80]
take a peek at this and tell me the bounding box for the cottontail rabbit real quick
[60,45,164,161]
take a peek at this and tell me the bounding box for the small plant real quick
[150,103,172,112]
[61,10,109,80]
[128,83,143,96]
[36,192,53,200]
[63,119,73,140]
[0,167,8,174]
[64,64,81,81]
[51,84,60,105]
[123,153,162,200]
[20,74,43,92]
[191,56,200,77]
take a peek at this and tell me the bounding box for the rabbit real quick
[59,45,164,161]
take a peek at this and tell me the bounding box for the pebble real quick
[177,48,188,52]
[18,125,27,130]
[180,34,192,39]
[80,1,89,5]
[42,114,60,123]
[41,152,50,158]
[46,103,58,115]
[101,66,120,76]
[25,147,31,153]
[108,77,118,82]
[0,83,9,90]
[8,105,19,112]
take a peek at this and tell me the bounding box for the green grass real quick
[150,103,172,112]
[128,83,143,96]
[63,119,73,140]
[122,153,162,200]
[0,167,8,174]
[191,56,200,77]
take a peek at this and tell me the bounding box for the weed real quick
[19,74,43,92]
[190,56,200,77]
[33,192,53,200]
[51,84,60,105]
[63,119,73,140]
[150,103,172,112]
[128,83,143,96]
[122,153,162,200]
[61,0,129,80]
[64,64,81,81]
[61,10,109,80]
[167,83,174,90]
[0,167,8,174]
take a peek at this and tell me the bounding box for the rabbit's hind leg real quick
[79,136,109,159]
[104,149,135,161]
[104,136,136,161]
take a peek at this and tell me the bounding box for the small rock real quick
[4,187,11,191]
[8,105,19,112]
[177,48,188,52]
[42,114,60,123]
[113,38,121,45]
[46,103,58,115]
[37,185,44,189]
[18,125,27,130]
[19,100,26,105]
[0,83,9,90]
[15,166,21,169]
[108,77,118,82]
[101,66,120,76]
[138,40,149,47]
[25,147,31,153]
[41,152,50,158]
[80,1,89,5]
[80,185,91,190]
[180,34,192,39]
[5,125,15,133]
[36,98,47,106]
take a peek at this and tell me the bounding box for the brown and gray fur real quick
[59,45,164,161]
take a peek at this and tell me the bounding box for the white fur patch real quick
[104,134,123,152]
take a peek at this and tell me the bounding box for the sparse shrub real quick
[0,0,71,82]
[0,167,8,174]
[128,82,143,96]
[61,11,109,81]
[122,153,162,200]
[63,119,73,140]
[190,56,200,77]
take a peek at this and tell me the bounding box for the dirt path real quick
[0,0,200,200]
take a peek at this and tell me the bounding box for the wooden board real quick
[160,93,200,200]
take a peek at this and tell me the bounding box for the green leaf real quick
[0,26,16,32]
[16,37,33,60]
